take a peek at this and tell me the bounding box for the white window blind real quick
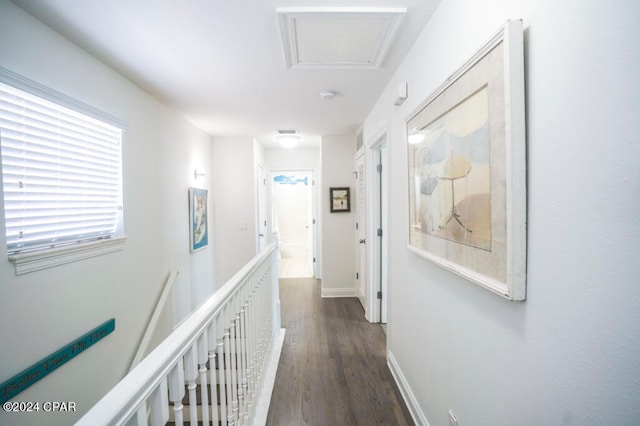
[0,72,124,255]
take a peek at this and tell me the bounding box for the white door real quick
[272,171,314,278]
[356,153,367,310]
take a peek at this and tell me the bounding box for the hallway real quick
[267,278,413,425]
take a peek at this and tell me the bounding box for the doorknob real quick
[359,239,366,244]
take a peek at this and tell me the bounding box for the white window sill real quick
[8,237,127,275]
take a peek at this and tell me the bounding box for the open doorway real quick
[272,171,314,278]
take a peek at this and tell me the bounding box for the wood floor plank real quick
[267,278,414,426]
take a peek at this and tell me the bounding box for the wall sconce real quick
[194,169,206,179]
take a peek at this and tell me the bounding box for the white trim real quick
[387,350,430,426]
[321,287,357,298]
[9,237,127,275]
[0,66,127,130]
[130,269,180,372]
[368,129,389,324]
[252,328,286,426]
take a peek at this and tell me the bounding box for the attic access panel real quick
[277,7,406,69]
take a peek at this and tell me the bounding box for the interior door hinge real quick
[313,257,316,263]
[356,272,359,280]
[377,291,382,299]
[377,164,382,173]
[377,228,383,237]
[355,222,359,230]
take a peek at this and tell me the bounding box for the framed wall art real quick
[189,187,208,252]
[330,187,350,212]
[406,20,526,300]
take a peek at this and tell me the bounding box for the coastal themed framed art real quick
[189,187,208,252]
[406,20,527,300]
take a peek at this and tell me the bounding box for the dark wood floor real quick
[266,278,414,426]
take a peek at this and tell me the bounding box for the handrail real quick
[129,269,179,372]
[77,241,281,426]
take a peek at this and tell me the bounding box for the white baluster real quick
[185,344,199,425]
[229,299,239,425]
[149,379,169,426]
[239,299,249,423]
[169,359,185,425]
[217,307,228,426]
[243,280,253,422]
[133,405,147,426]
[224,318,235,426]
[235,309,244,425]
[208,320,220,425]
[244,291,252,410]
[197,333,210,426]
[248,288,257,414]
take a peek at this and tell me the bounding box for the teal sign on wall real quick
[0,318,115,403]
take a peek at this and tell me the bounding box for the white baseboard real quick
[321,287,357,298]
[252,328,286,426]
[387,350,430,426]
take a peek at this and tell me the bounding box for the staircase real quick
[76,241,284,426]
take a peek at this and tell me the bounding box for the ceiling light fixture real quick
[408,127,425,145]
[277,134,301,148]
[276,130,301,148]
[319,90,337,100]
[408,133,425,144]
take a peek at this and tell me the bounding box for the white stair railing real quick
[76,241,282,426]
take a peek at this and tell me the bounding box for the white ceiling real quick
[12,0,441,149]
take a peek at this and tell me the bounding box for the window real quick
[0,67,126,273]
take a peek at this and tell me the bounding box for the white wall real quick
[363,0,640,425]
[320,135,356,297]
[0,3,215,425]
[211,136,257,285]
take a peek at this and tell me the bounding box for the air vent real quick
[278,129,298,135]
[277,7,406,70]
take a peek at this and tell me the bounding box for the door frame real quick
[256,165,268,252]
[365,129,389,323]
[270,169,317,277]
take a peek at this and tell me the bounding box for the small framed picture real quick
[189,187,208,252]
[330,187,350,213]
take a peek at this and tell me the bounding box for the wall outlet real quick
[449,410,458,426]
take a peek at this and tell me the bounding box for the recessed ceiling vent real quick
[277,7,406,70]
[276,129,300,148]
[277,129,298,135]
